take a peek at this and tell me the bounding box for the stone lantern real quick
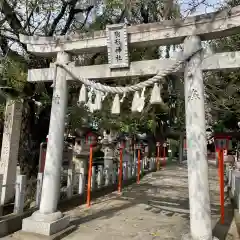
[101,130,116,171]
[73,127,98,179]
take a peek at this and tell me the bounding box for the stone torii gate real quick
[19,6,240,240]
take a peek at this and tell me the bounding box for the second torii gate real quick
[19,6,240,240]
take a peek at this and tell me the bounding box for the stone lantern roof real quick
[74,127,99,139]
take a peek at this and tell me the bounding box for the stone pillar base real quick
[21,211,70,236]
[181,233,219,240]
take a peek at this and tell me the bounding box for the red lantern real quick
[85,132,97,145]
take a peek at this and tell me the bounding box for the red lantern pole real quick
[86,145,93,207]
[163,144,166,166]
[218,149,225,224]
[157,144,160,170]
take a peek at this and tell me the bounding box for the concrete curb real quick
[234,209,240,238]
[226,186,240,239]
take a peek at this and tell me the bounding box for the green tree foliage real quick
[206,0,240,132]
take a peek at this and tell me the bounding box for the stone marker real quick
[0,100,23,204]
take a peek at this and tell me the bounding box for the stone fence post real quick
[67,163,75,199]
[78,168,85,195]
[14,175,26,214]
[36,173,43,208]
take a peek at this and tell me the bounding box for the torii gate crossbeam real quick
[20,6,240,56]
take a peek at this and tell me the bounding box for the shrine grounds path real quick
[63,164,234,240]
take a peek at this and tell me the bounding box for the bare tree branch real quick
[0,35,27,62]
[79,6,94,30]
[0,0,26,34]
[61,4,94,35]
[48,1,68,36]
[23,0,39,34]
[44,11,51,35]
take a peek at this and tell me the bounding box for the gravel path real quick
[63,164,233,240]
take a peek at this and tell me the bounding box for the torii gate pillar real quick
[183,36,212,240]
[21,52,71,236]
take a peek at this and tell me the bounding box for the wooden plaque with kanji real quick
[106,23,129,69]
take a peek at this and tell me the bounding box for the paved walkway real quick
[63,164,233,240]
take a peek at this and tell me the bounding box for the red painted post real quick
[118,146,123,193]
[163,145,166,166]
[157,145,160,170]
[39,142,47,173]
[217,149,220,177]
[218,149,225,224]
[87,145,93,207]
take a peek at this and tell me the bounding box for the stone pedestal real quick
[102,137,115,173]
[73,139,88,169]
[73,141,91,188]
[22,211,69,236]
[181,233,218,240]
[73,156,88,176]
[103,147,114,170]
